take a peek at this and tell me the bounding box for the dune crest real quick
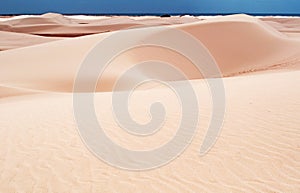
[0,14,299,92]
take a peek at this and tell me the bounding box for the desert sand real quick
[0,13,300,192]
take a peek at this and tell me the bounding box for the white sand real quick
[0,14,300,192]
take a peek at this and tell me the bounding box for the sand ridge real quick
[0,14,300,92]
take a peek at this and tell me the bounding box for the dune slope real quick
[0,71,300,193]
[0,15,299,92]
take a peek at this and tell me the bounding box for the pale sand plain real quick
[0,13,300,192]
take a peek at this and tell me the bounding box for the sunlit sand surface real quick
[0,14,300,192]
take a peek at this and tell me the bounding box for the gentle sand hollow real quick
[0,13,300,192]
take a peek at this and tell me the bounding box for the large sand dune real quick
[0,14,300,192]
[0,13,199,37]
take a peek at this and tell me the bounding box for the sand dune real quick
[0,31,63,51]
[179,15,300,75]
[0,13,142,36]
[0,13,200,37]
[0,14,300,192]
[261,17,300,39]
[0,71,300,193]
[0,14,299,92]
[261,17,300,33]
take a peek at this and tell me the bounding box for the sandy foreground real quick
[0,13,300,192]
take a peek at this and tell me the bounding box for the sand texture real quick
[0,14,300,193]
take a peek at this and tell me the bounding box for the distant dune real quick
[0,31,63,51]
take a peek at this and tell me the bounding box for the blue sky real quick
[0,0,299,15]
